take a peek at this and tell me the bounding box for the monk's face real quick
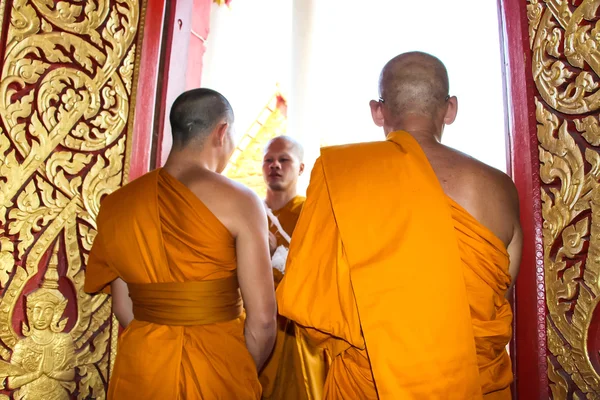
[262,139,304,192]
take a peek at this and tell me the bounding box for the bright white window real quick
[203,1,507,194]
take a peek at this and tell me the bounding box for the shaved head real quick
[169,88,234,148]
[262,135,305,193]
[264,135,304,162]
[379,52,450,118]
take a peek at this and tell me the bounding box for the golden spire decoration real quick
[213,0,232,7]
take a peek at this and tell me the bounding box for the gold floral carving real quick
[530,0,600,398]
[0,0,145,396]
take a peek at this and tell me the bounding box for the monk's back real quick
[101,169,238,282]
[92,169,261,399]
[417,141,519,247]
[417,139,518,398]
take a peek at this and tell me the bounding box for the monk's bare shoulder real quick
[459,151,518,215]
[434,145,519,245]
[185,170,265,237]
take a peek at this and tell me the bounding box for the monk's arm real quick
[85,208,119,295]
[111,278,134,327]
[506,222,523,299]
[235,191,277,370]
[506,180,523,298]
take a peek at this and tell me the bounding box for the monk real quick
[85,88,277,399]
[259,136,329,400]
[276,52,522,399]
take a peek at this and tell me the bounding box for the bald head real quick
[379,52,450,119]
[262,136,305,193]
[264,136,304,162]
[169,88,234,148]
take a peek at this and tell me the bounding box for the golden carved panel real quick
[0,0,146,396]
[530,0,600,398]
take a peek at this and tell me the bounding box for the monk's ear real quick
[298,162,305,176]
[443,96,458,125]
[370,100,384,127]
[214,122,229,146]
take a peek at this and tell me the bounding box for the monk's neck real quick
[265,189,297,211]
[163,148,220,174]
[386,115,444,144]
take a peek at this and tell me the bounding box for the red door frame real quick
[129,0,169,180]
[153,0,212,170]
[129,0,211,179]
[498,0,548,399]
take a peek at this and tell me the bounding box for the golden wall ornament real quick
[0,0,146,396]
[530,0,600,398]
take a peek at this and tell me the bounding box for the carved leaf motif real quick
[8,1,40,46]
[78,224,96,252]
[82,136,125,221]
[40,19,52,33]
[77,365,106,400]
[575,115,600,146]
[533,4,600,114]
[55,2,82,23]
[0,134,18,211]
[8,180,58,258]
[75,324,110,366]
[0,238,14,288]
[119,45,135,94]
[559,219,589,259]
[527,0,544,49]
[46,152,93,198]
[37,175,70,209]
[5,91,34,157]
[14,59,49,84]
[549,357,569,399]
[557,261,582,301]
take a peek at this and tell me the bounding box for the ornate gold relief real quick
[531,0,600,398]
[0,0,145,396]
[532,0,600,115]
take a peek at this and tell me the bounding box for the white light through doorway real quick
[202,1,507,194]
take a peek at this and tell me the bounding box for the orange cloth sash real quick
[128,276,243,326]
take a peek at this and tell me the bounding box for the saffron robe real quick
[260,196,329,400]
[85,168,261,400]
[277,131,513,399]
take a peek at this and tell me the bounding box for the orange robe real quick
[85,168,261,400]
[260,196,329,400]
[451,198,513,399]
[277,131,513,399]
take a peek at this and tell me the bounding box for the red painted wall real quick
[154,0,213,169]
[130,0,212,176]
[129,0,169,180]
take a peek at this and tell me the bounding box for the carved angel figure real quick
[2,249,75,400]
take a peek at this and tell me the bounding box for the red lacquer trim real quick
[154,0,212,168]
[129,0,168,180]
[186,0,211,90]
[498,0,548,399]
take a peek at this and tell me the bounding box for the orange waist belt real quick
[128,275,243,326]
